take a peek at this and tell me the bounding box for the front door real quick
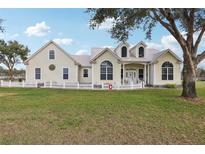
[126,70,136,84]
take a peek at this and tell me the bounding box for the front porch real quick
[121,62,150,85]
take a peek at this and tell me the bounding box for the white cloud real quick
[57,32,63,36]
[0,33,19,40]
[25,21,50,37]
[75,49,89,55]
[53,38,74,45]
[103,45,113,48]
[10,33,19,38]
[198,60,205,69]
[147,35,179,51]
[147,34,182,57]
[147,31,205,52]
[147,32,205,67]
[0,33,5,39]
[97,18,115,30]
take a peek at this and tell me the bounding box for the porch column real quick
[147,64,149,85]
[123,64,125,85]
[91,63,94,85]
[144,64,146,85]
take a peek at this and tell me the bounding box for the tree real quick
[0,40,30,80]
[87,8,205,98]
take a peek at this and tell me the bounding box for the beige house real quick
[24,40,182,86]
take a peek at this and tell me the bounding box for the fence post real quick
[22,80,25,88]
[92,83,94,90]
[63,82,66,89]
[102,83,104,89]
[9,80,11,87]
[117,84,120,90]
[36,82,38,88]
[0,80,3,87]
[77,82,79,89]
[131,83,134,90]
[50,81,52,88]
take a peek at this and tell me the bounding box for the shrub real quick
[165,83,176,88]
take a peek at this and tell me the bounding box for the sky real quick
[0,8,204,69]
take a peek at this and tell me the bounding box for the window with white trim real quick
[83,69,88,78]
[162,61,173,80]
[139,47,144,57]
[49,50,55,59]
[35,68,41,80]
[121,46,127,57]
[100,61,113,80]
[63,68,69,79]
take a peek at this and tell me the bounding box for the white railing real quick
[0,80,144,90]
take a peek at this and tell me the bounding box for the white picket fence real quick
[0,80,144,90]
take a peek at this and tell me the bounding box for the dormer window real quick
[121,46,127,57]
[139,47,144,58]
[49,50,55,59]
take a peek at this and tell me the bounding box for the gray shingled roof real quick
[72,55,91,67]
[90,47,160,63]
[26,40,182,67]
[151,49,182,63]
[91,48,115,59]
[71,48,182,66]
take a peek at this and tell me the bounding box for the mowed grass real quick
[0,82,205,144]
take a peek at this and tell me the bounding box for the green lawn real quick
[0,82,205,144]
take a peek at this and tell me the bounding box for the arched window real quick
[139,47,144,57]
[100,61,113,80]
[121,46,127,57]
[162,61,173,80]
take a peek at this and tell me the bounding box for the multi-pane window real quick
[121,46,127,57]
[63,68,69,79]
[162,61,173,80]
[139,69,144,80]
[35,68,41,80]
[139,47,144,57]
[100,61,113,80]
[49,50,55,59]
[83,69,88,78]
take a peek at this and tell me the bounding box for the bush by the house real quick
[165,84,176,88]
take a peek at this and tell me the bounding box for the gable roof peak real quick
[90,48,122,63]
[24,40,80,65]
[151,48,182,63]
[130,41,147,51]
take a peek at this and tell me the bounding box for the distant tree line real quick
[0,65,25,81]
[196,67,205,80]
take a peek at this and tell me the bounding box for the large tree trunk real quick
[8,68,14,81]
[181,57,197,98]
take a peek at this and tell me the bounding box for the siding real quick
[26,43,78,83]
[92,50,121,85]
[153,52,181,85]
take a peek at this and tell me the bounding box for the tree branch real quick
[151,10,177,38]
[197,50,205,64]
[186,9,195,52]
[159,9,188,47]
[159,8,196,76]
[194,26,205,54]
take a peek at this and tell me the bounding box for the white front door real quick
[126,70,136,84]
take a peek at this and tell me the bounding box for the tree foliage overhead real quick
[88,9,205,63]
[0,40,30,79]
[87,9,205,98]
[88,9,205,41]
